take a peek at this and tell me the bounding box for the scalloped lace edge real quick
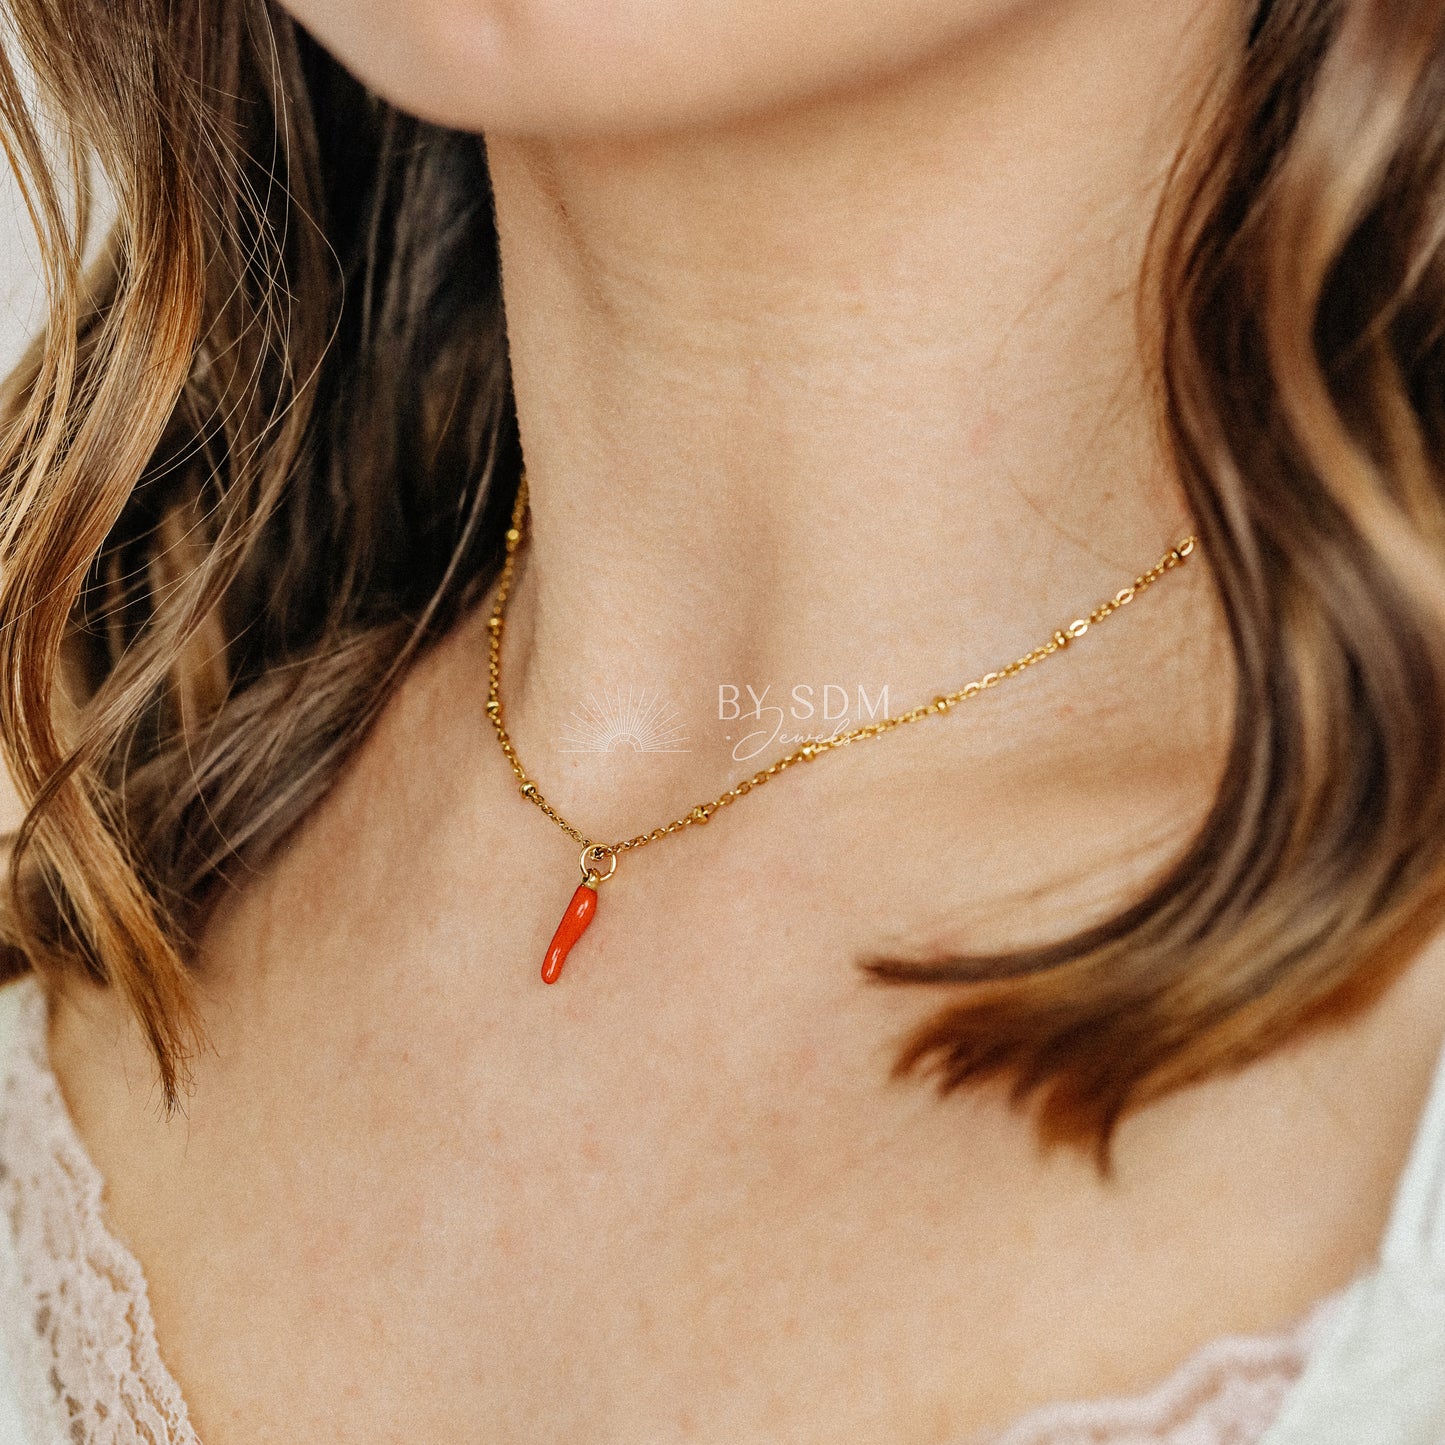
[978,1291,1340,1444]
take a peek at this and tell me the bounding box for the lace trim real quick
[0,974,1342,1445]
[979,1293,1340,1444]
[0,978,200,1445]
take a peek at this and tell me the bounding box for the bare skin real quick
[40,0,1445,1441]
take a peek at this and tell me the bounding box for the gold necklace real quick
[486,473,1197,984]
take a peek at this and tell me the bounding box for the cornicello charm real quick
[541,844,616,984]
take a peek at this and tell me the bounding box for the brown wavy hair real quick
[0,0,1442,1151]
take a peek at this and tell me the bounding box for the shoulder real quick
[1262,980,1445,1444]
[0,975,52,1445]
[0,978,32,1072]
[0,974,43,1160]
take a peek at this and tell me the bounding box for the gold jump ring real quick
[580,843,617,885]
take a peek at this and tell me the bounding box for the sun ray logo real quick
[555,689,691,754]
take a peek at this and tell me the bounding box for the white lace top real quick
[0,981,197,1445]
[0,974,1440,1445]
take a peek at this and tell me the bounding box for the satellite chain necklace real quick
[486,473,1198,985]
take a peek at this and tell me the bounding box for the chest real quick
[48,844,1429,1445]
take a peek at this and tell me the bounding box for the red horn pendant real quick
[540,844,616,984]
[541,881,598,984]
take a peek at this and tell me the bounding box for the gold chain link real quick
[485,474,1198,870]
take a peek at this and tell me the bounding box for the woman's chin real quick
[277,0,1033,138]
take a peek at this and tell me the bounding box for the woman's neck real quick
[483,0,1236,819]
